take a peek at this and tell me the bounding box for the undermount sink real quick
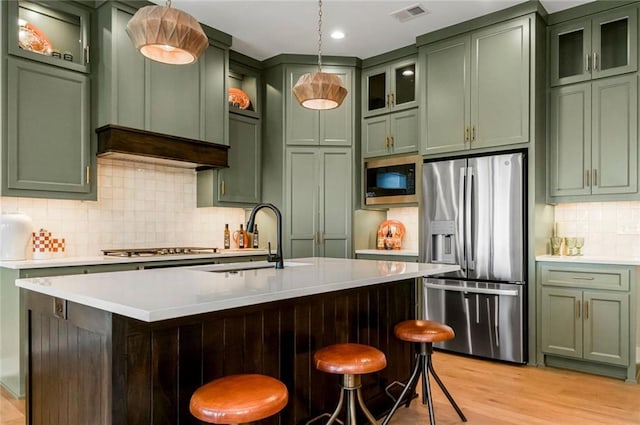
[207,261,311,273]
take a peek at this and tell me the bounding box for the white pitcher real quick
[0,212,33,260]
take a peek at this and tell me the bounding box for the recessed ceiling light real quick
[331,30,345,40]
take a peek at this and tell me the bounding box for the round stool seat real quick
[394,320,455,343]
[189,374,288,424]
[314,343,387,375]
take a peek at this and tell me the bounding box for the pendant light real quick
[126,0,208,65]
[292,0,348,110]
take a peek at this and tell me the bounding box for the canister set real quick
[0,212,65,260]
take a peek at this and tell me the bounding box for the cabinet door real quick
[320,68,352,146]
[550,19,592,87]
[591,6,638,80]
[362,64,388,117]
[471,17,529,149]
[541,287,583,359]
[286,149,320,258]
[203,43,228,145]
[362,115,390,158]
[6,57,90,196]
[582,291,629,366]
[96,4,145,129]
[319,149,352,258]
[218,114,261,204]
[389,109,419,155]
[591,74,638,195]
[147,60,201,139]
[548,83,592,198]
[286,66,319,145]
[390,58,418,112]
[422,35,470,155]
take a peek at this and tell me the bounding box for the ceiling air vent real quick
[390,4,429,23]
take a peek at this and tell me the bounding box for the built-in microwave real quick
[364,155,420,205]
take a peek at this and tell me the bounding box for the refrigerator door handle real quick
[425,282,519,297]
[458,167,467,270]
[465,166,475,270]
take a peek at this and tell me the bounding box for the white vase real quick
[0,212,33,260]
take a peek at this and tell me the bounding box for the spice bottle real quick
[224,224,230,249]
[252,224,259,249]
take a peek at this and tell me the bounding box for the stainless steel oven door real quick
[424,278,525,364]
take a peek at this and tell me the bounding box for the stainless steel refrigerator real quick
[421,152,526,363]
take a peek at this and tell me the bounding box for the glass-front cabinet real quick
[362,57,417,117]
[550,5,637,86]
[8,0,91,73]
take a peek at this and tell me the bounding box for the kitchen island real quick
[16,257,458,425]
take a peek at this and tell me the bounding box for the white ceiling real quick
[163,0,594,61]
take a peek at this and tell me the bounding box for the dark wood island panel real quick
[25,279,417,424]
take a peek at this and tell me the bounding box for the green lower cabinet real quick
[538,262,635,382]
[4,57,92,199]
[362,108,418,158]
[285,147,352,258]
[548,74,638,201]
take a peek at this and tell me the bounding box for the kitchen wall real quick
[387,207,419,251]
[554,201,640,258]
[0,159,246,257]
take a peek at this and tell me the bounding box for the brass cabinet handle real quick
[593,169,597,186]
[576,300,581,319]
[465,126,470,142]
[584,300,589,319]
[585,170,590,187]
[472,126,476,141]
[386,93,390,107]
[585,54,591,72]
[572,276,594,280]
[86,166,90,185]
[390,136,394,148]
[593,52,598,71]
[385,136,389,149]
[84,45,90,64]
[390,93,395,106]
[221,180,225,195]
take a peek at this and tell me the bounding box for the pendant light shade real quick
[293,72,348,110]
[292,0,348,110]
[126,3,208,65]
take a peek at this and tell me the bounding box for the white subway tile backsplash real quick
[0,159,246,256]
[555,201,640,257]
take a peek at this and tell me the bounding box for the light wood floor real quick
[1,352,639,424]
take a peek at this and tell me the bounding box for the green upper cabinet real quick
[362,108,418,158]
[550,5,637,87]
[285,65,353,146]
[8,0,91,73]
[362,57,418,118]
[96,2,229,144]
[548,74,637,201]
[285,147,352,259]
[4,57,92,198]
[421,16,530,155]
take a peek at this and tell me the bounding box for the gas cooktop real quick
[102,247,218,257]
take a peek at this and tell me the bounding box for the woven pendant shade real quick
[293,72,348,110]
[126,5,208,65]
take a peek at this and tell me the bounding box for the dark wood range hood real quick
[96,125,229,170]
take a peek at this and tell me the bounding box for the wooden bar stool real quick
[382,320,466,425]
[307,343,387,425]
[189,374,288,424]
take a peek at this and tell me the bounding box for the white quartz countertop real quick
[355,249,419,256]
[536,255,640,266]
[0,249,268,269]
[16,257,459,322]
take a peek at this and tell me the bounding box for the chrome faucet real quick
[246,203,284,269]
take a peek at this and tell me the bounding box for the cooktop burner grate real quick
[102,247,218,257]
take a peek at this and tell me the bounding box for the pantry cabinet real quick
[548,74,637,201]
[421,17,530,155]
[538,262,636,382]
[286,147,352,258]
[4,57,92,198]
[549,5,637,87]
[362,57,418,118]
[285,65,353,147]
